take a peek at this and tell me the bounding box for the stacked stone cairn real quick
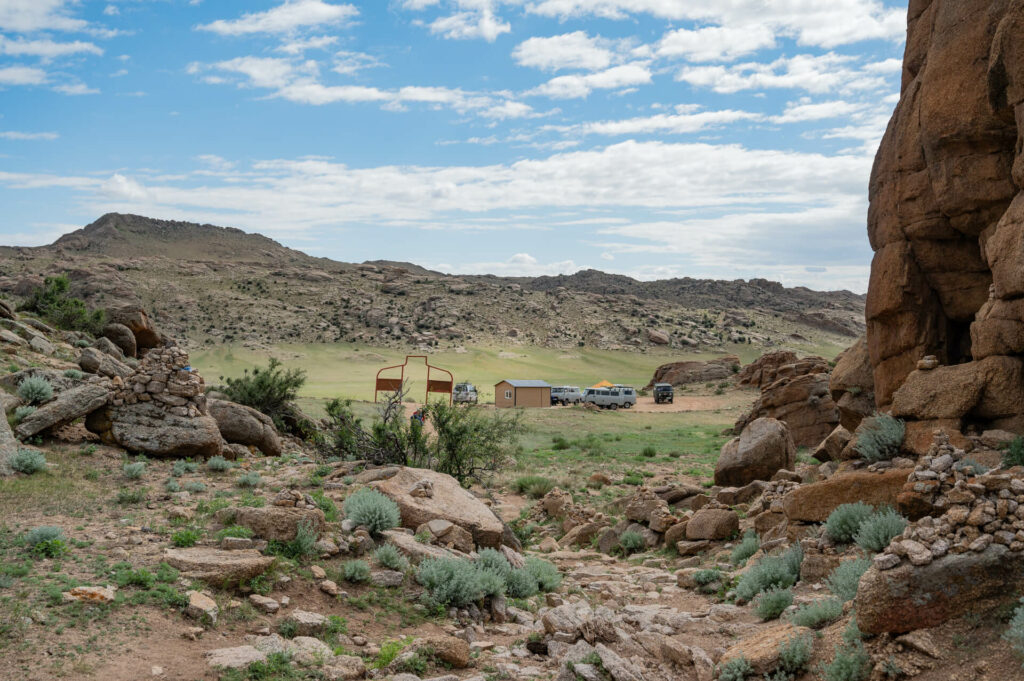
[108,343,208,418]
[874,431,1024,571]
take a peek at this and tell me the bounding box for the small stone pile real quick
[272,489,317,509]
[875,432,1024,571]
[108,344,207,418]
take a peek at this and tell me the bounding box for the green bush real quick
[693,569,722,589]
[122,461,146,480]
[206,455,235,472]
[342,560,371,583]
[20,274,106,335]
[825,502,875,544]
[854,508,907,553]
[827,558,871,602]
[24,526,67,558]
[217,358,306,433]
[822,619,870,681]
[730,530,760,566]
[184,481,206,493]
[525,556,562,592]
[375,544,410,572]
[717,656,753,681]
[423,401,524,483]
[117,488,146,504]
[267,518,318,561]
[512,475,556,499]
[217,525,255,541]
[505,567,539,598]
[855,413,905,463]
[552,436,570,450]
[641,445,657,457]
[165,479,181,493]
[235,471,262,488]
[171,529,201,547]
[10,449,46,474]
[343,488,400,536]
[735,544,803,603]
[12,405,36,424]
[1004,437,1024,468]
[311,490,339,522]
[1003,597,1024,660]
[416,557,486,607]
[171,460,198,477]
[776,634,814,678]
[754,587,793,621]
[475,548,512,580]
[618,530,645,555]
[789,598,843,629]
[17,376,53,405]
[63,369,84,380]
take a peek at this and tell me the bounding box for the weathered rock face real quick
[163,547,274,585]
[866,0,1024,432]
[79,346,133,379]
[107,305,162,350]
[15,384,110,439]
[103,322,137,358]
[645,355,739,387]
[208,398,282,457]
[230,506,326,542]
[736,351,798,389]
[735,355,838,447]
[828,336,876,431]
[782,469,911,523]
[715,418,796,487]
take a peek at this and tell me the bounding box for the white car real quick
[453,382,478,404]
[550,386,583,405]
[582,386,637,410]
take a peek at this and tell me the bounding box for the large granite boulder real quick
[103,322,137,358]
[86,402,222,458]
[79,346,133,379]
[107,305,162,350]
[737,351,799,389]
[229,506,325,542]
[369,467,505,548]
[207,398,282,457]
[164,547,274,586]
[645,355,740,387]
[734,356,839,447]
[715,417,796,487]
[782,469,911,523]
[14,384,110,439]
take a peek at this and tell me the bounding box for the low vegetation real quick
[216,357,308,434]
[855,413,905,463]
[735,544,803,603]
[789,598,844,629]
[853,508,907,552]
[826,558,872,602]
[20,274,106,335]
[17,376,53,405]
[343,488,400,536]
[753,586,793,621]
[824,502,875,544]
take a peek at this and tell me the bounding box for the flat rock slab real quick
[782,469,910,522]
[164,547,274,586]
[229,506,326,542]
[205,645,267,670]
[15,384,109,439]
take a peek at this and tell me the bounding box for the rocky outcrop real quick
[369,467,506,548]
[103,322,137,358]
[14,384,110,439]
[865,0,1024,435]
[782,469,911,523]
[715,418,796,487]
[229,506,326,542]
[163,547,274,585]
[734,355,838,447]
[79,346,133,379]
[208,398,282,457]
[645,355,739,387]
[107,305,162,350]
[737,351,799,388]
[829,336,875,431]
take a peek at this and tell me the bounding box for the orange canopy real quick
[590,380,614,389]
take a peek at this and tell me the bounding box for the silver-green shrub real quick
[753,586,793,621]
[788,598,843,629]
[10,449,46,474]
[17,376,53,405]
[122,461,146,480]
[735,543,803,603]
[855,413,905,462]
[826,557,872,602]
[342,559,371,583]
[375,544,410,572]
[825,502,874,544]
[12,405,36,424]
[854,508,907,552]
[730,529,760,566]
[343,488,400,536]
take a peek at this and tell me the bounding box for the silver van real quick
[583,386,637,410]
[550,385,583,405]
[453,382,478,404]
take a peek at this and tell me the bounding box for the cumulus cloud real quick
[512,31,617,71]
[0,130,58,140]
[276,35,339,55]
[197,0,358,36]
[0,0,88,33]
[0,65,48,85]
[677,53,891,94]
[657,24,775,62]
[437,252,582,276]
[0,36,103,61]
[528,63,651,98]
[428,2,510,42]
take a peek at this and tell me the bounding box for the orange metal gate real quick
[374,355,453,405]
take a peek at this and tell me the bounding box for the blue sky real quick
[0,0,908,292]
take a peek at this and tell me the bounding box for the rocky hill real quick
[0,213,865,352]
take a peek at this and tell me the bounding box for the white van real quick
[582,386,637,409]
[550,386,583,405]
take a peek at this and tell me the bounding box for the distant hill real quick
[0,213,864,353]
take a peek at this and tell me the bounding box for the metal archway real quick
[374,355,454,405]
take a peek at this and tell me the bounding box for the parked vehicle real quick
[550,386,583,405]
[653,383,674,404]
[583,386,637,410]
[453,382,478,404]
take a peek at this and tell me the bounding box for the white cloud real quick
[772,99,861,123]
[0,36,103,61]
[332,50,384,76]
[513,31,616,71]
[528,63,651,98]
[438,253,582,276]
[101,173,149,200]
[574,108,762,136]
[677,54,891,94]
[103,5,119,16]
[428,2,510,42]
[276,35,339,55]
[0,0,88,33]
[0,65,48,85]
[53,82,99,95]
[0,130,58,140]
[197,0,358,36]
[657,24,775,62]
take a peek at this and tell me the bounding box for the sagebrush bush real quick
[777,634,813,677]
[122,461,146,480]
[788,598,843,629]
[1005,437,1024,468]
[477,567,506,597]
[24,526,66,558]
[693,569,722,594]
[854,508,907,553]
[505,568,539,598]
[236,471,262,488]
[184,481,206,493]
[17,376,53,405]
[730,530,760,566]
[63,369,84,380]
[512,475,555,499]
[416,557,486,607]
[375,544,410,572]
[822,619,870,681]
[342,560,371,583]
[343,488,400,536]
[826,558,871,602]
[171,460,198,477]
[10,449,46,474]
[475,548,512,580]
[954,458,989,476]
[753,587,793,621]
[525,556,561,592]
[1003,597,1024,660]
[735,544,803,603]
[716,656,753,681]
[855,413,905,462]
[618,530,645,555]
[12,405,36,424]
[165,479,181,493]
[206,455,235,472]
[825,502,874,544]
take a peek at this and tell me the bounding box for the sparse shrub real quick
[12,405,36,424]
[730,530,760,566]
[825,558,869,605]
[716,655,753,681]
[267,518,318,561]
[505,567,539,599]
[206,455,235,472]
[311,490,339,522]
[552,436,570,450]
[754,587,793,621]
[277,619,298,639]
[693,569,722,594]
[622,473,642,486]
[423,401,524,483]
[416,557,486,607]
[854,508,907,553]
[525,556,561,592]
[184,481,206,493]
[477,566,506,597]
[855,413,905,463]
[619,530,645,555]
[165,479,181,493]
[216,525,255,541]
[789,598,843,629]
[955,457,989,476]
[24,526,66,559]
[735,544,803,603]
[825,502,874,544]
[216,358,306,433]
[171,528,201,547]
[343,488,400,536]
[375,544,410,572]
[122,461,146,480]
[17,376,53,405]
[821,619,870,681]
[342,560,371,583]
[513,475,556,499]
[1004,437,1024,468]
[1003,597,1024,660]
[777,634,814,678]
[117,488,146,504]
[641,445,657,457]
[20,274,106,335]
[10,449,46,474]
[171,460,198,477]
[475,547,512,580]
[63,369,84,380]
[235,470,262,488]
